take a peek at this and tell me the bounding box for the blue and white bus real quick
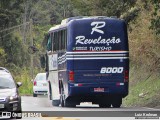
[45,16,129,108]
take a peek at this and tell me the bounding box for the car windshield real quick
[35,73,46,81]
[0,72,12,79]
[0,77,16,89]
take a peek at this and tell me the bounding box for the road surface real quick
[9,95,160,120]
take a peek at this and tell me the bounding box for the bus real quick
[44,16,129,108]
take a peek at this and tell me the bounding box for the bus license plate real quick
[0,104,4,108]
[94,88,104,92]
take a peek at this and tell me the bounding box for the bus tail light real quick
[74,84,83,87]
[69,71,74,82]
[124,70,129,82]
[116,82,124,86]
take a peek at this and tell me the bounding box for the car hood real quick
[0,88,16,97]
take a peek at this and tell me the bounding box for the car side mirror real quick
[40,55,46,68]
[17,82,22,88]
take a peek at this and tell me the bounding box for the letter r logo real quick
[91,21,105,34]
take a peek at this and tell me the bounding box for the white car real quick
[0,67,13,79]
[33,73,48,97]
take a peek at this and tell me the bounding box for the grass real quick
[123,1,160,108]
[14,68,33,95]
[123,74,160,107]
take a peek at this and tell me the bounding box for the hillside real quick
[123,1,160,107]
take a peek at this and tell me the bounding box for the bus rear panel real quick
[65,17,129,107]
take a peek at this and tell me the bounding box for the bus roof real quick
[48,16,121,32]
[48,25,61,32]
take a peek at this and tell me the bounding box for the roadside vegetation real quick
[123,0,160,107]
[0,0,159,107]
[14,68,33,95]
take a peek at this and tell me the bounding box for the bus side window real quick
[64,29,67,50]
[51,32,55,51]
[61,30,63,50]
[54,32,58,51]
[64,30,67,49]
[58,31,62,51]
[62,30,65,50]
[47,34,51,51]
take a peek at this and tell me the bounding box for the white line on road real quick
[142,107,160,111]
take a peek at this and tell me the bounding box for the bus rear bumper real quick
[68,82,128,98]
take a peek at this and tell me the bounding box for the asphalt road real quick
[9,95,160,120]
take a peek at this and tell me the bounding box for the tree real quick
[71,0,137,17]
[150,0,160,35]
[0,0,30,67]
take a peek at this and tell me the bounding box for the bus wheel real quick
[111,97,122,108]
[99,103,111,108]
[60,95,65,107]
[65,99,76,107]
[112,103,121,108]
[52,100,60,106]
[48,82,52,100]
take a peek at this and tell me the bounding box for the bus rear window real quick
[70,19,128,51]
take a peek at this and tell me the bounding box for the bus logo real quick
[100,67,124,73]
[91,21,105,34]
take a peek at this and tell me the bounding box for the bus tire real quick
[48,81,52,100]
[64,99,76,107]
[49,93,52,100]
[60,95,65,107]
[112,103,121,108]
[52,100,60,106]
[59,82,65,107]
[65,103,76,107]
[111,97,122,108]
[99,103,111,108]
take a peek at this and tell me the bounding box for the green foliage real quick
[33,24,52,50]
[0,1,35,96]
[150,0,160,35]
[28,0,75,25]
[0,0,23,28]
[120,7,140,24]
[0,0,28,68]
[0,47,6,66]
[14,67,33,95]
[0,33,30,68]
[71,0,137,17]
